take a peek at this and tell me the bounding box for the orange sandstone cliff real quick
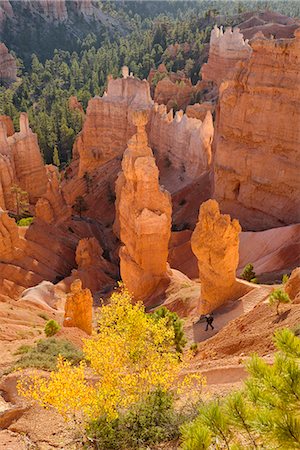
[0,113,47,209]
[213,29,300,230]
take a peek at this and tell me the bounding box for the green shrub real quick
[86,389,181,449]
[269,288,291,315]
[190,343,198,355]
[241,263,257,283]
[17,217,33,227]
[12,338,84,371]
[152,306,187,354]
[44,319,60,337]
[180,328,300,450]
[282,273,289,284]
[14,344,31,355]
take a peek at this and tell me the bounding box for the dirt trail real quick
[185,284,273,344]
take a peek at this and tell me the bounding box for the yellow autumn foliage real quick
[18,285,204,422]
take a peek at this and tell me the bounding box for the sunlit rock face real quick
[213,29,300,230]
[74,72,153,177]
[63,279,93,335]
[191,199,244,314]
[0,113,47,210]
[115,110,172,301]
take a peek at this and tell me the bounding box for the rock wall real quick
[213,29,300,230]
[149,104,214,181]
[0,42,17,84]
[73,72,214,186]
[116,110,172,301]
[191,199,249,313]
[201,25,252,87]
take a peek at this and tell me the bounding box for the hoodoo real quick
[191,199,249,313]
[63,279,93,335]
[115,110,172,301]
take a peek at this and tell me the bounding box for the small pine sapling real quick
[269,288,291,315]
[241,263,257,283]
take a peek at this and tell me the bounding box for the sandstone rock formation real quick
[0,115,14,136]
[148,64,215,113]
[63,279,93,334]
[284,268,300,303]
[74,69,153,176]
[191,199,248,313]
[154,76,195,111]
[0,113,47,210]
[26,0,68,22]
[0,209,23,261]
[0,43,17,85]
[201,25,252,87]
[186,102,214,121]
[35,165,71,224]
[61,237,117,293]
[73,72,214,189]
[75,237,102,268]
[149,104,213,182]
[116,110,172,300]
[213,29,300,230]
[11,113,47,202]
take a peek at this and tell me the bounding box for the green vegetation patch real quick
[17,216,34,227]
[13,338,84,372]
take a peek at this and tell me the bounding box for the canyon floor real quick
[0,286,299,449]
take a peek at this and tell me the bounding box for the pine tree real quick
[53,145,60,168]
[181,328,300,450]
[241,263,257,283]
[269,288,291,315]
[10,184,29,219]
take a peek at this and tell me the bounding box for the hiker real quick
[205,313,214,331]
